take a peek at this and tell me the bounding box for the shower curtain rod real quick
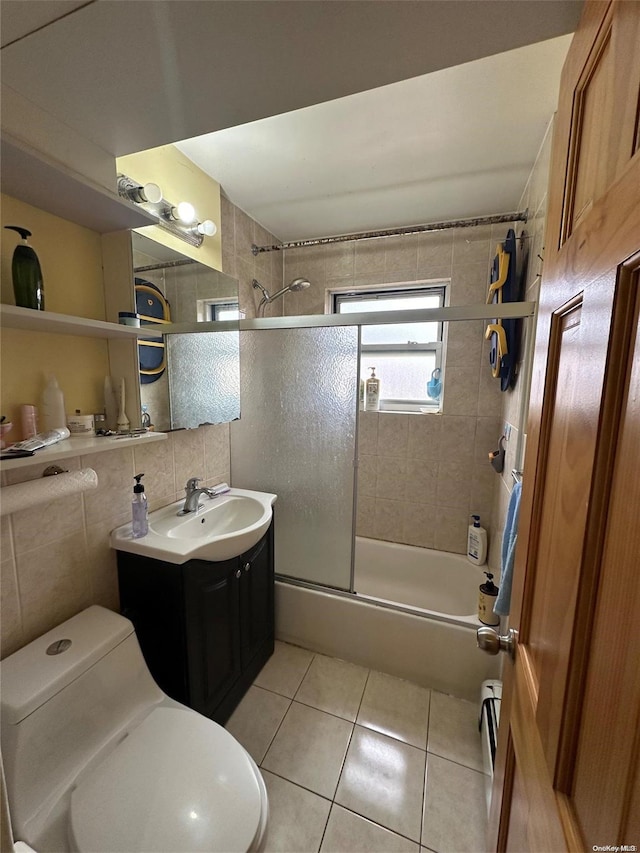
[134,259,197,273]
[251,210,528,254]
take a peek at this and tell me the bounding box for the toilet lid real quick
[70,707,264,853]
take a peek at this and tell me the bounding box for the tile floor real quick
[226,641,488,852]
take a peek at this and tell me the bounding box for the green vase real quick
[5,226,44,310]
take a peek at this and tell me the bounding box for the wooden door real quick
[488,2,640,850]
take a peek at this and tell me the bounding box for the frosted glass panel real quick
[167,331,240,428]
[231,327,358,590]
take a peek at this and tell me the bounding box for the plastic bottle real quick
[40,376,67,432]
[359,380,365,411]
[467,514,488,565]
[4,226,44,310]
[20,404,38,439]
[131,473,148,538]
[478,571,500,626]
[365,367,380,411]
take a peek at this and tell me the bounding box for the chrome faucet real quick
[181,477,221,514]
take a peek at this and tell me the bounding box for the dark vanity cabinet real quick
[117,524,274,724]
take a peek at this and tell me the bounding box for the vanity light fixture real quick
[116,176,163,205]
[117,173,216,248]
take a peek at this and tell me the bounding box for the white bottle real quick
[365,367,380,411]
[131,473,148,538]
[467,514,488,565]
[40,376,67,432]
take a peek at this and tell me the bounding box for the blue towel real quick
[494,480,522,616]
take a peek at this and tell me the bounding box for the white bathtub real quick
[275,536,500,702]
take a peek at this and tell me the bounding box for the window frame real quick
[196,298,244,321]
[331,281,448,413]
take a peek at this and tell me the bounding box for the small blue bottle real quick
[131,473,148,538]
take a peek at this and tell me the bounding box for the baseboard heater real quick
[479,679,502,813]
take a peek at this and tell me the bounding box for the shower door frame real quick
[234,301,536,595]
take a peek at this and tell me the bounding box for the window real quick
[333,284,446,412]
[197,299,243,321]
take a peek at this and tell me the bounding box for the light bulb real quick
[196,220,217,237]
[175,201,195,224]
[138,182,163,204]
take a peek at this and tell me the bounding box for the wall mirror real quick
[132,233,240,430]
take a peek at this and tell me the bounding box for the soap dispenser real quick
[4,226,44,310]
[365,367,381,411]
[478,572,500,626]
[467,514,488,565]
[131,473,148,538]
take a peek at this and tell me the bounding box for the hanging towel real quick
[494,480,522,616]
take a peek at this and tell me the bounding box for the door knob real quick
[477,626,518,659]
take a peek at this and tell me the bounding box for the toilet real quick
[0,606,268,852]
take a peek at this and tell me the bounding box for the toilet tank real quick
[1,606,164,840]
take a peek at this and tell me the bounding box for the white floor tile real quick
[422,753,488,853]
[427,691,484,772]
[357,670,431,748]
[335,725,426,843]
[321,804,419,852]
[254,640,315,698]
[295,654,369,721]
[225,685,290,764]
[262,701,353,799]
[261,770,331,853]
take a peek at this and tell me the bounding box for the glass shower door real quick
[230,326,358,590]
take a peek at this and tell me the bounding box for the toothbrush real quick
[116,377,130,432]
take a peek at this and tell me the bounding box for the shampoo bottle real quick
[478,571,500,626]
[365,367,380,411]
[41,376,67,432]
[131,473,148,538]
[467,514,488,565]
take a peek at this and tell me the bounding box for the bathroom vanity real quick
[116,523,274,724]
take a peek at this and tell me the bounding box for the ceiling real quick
[0,1,582,240]
[177,35,572,240]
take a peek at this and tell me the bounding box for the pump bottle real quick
[131,473,148,538]
[467,514,488,565]
[365,367,380,411]
[478,572,500,626]
[4,226,44,310]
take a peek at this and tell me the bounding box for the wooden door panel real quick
[568,23,615,232]
[490,3,640,851]
[527,277,616,771]
[571,279,640,844]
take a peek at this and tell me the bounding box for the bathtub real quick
[275,536,500,702]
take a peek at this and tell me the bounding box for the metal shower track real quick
[251,210,528,255]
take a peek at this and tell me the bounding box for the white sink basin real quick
[111,487,277,564]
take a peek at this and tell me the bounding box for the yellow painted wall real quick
[1,195,109,442]
[117,145,222,270]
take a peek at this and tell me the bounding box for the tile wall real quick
[283,225,510,553]
[0,426,231,658]
[220,194,284,318]
[488,117,554,572]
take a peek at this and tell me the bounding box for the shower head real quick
[288,278,311,292]
[255,277,312,315]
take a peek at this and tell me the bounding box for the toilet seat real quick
[69,706,266,853]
